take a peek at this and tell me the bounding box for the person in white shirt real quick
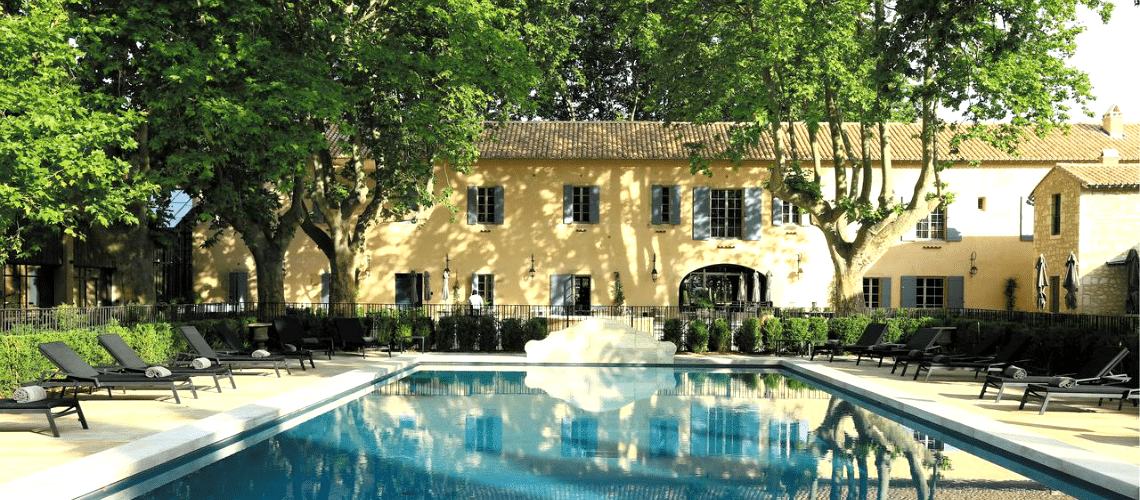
[468,290,484,315]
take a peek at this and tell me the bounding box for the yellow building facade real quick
[193,115,1139,313]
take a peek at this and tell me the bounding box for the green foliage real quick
[709,318,731,352]
[1004,278,1018,311]
[807,316,829,342]
[524,318,548,344]
[662,318,683,347]
[829,316,872,345]
[500,318,527,351]
[0,0,152,264]
[0,323,181,396]
[687,319,709,354]
[762,317,784,346]
[783,318,811,342]
[736,317,762,354]
[611,273,626,308]
[474,316,497,352]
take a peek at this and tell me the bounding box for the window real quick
[693,187,762,240]
[3,264,54,308]
[710,189,743,238]
[467,186,503,225]
[550,274,591,315]
[563,185,599,224]
[472,273,494,306]
[914,277,945,308]
[915,206,946,239]
[779,199,801,225]
[863,278,880,309]
[977,197,987,211]
[690,404,760,457]
[228,272,248,305]
[648,417,679,457]
[651,185,681,225]
[76,267,113,307]
[395,272,427,306]
[1051,193,1061,235]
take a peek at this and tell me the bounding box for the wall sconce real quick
[970,251,978,277]
[796,253,804,275]
[651,253,659,282]
[444,254,451,275]
[529,254,536,279]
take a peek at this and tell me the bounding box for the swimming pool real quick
[76,364,1132,500]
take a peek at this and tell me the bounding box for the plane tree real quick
[638,0,1112,314]
[0,0,150,268]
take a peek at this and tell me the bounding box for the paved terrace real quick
[1,352,1137,499]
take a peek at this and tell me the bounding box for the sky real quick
[1060,1,1138,122]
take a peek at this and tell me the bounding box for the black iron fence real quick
[1,302,1135,337]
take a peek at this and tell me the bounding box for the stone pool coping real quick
[4,353,1137,500]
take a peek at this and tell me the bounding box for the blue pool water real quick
[110,366,1090,500]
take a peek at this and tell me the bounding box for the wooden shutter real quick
[493,186,504,225]
[467,186,477,225]
[589,186,600,224]
[879,277,892,309]
[771,196,783,227]
[900,276,916,308]
[422,271,431,301]
[550,274,571,309]
[947,275,964,309]
[692,186,710,240]
[743,187,763,240]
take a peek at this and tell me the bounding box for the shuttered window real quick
[467,186,504,225]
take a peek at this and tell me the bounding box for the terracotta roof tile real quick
[476,121,1140,163]
[1054,163,1140,189]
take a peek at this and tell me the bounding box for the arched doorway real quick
[679,264,769,310]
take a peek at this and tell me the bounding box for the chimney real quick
[1101,149,1120,165]
[1101,104,1124,138]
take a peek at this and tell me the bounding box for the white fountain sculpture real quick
[524,317,677,364]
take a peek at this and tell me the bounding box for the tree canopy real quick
[0,0,151,265]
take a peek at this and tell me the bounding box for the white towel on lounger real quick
[251,349,271,358]
[191,357,212,369]
[1003,366,1027,379]
[12,385,47,403]
[1050,377,1076,388]
[145,366,172,378]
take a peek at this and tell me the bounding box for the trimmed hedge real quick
[0,322,184,396]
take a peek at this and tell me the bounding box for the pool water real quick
[125,366,1077,500]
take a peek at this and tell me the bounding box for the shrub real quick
[709,318,732,352]
[783,318,811,342]
[500,318,527,351]
[662,318,684,348]
[524,318,547,343]
[807,316,829,343]
[687,319,709,353]
[736,317,762,354]
[762,317,784,348]
[436,315,460,351]
[474,316,498,352]
[829,315,871,345]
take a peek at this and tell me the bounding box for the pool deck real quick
[1,352,1137,499]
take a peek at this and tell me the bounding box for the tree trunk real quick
[248,242,288,319]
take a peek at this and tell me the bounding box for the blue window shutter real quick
[693,187,710,240]
[670,187,682,225]
[491,416,503,453]
[880,277,892,309]
[550,274,570,309]
[465,415,476,450]
[563,185,573,224]
[947,276,964,309]
[467,186,477,225]
[651,185,663,224]
[743,187,763,240]
[689,403,709,456]
[771,196,783,227]
[900,276,917,308]
[493,186,504,225]
[589,186,600,224]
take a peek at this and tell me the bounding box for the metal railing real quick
[1,302,1136,338]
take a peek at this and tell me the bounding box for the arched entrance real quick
[679,264,769,310]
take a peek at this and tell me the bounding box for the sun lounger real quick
[215,322,314,371]
[856,327,945,368]
[273,317,335,360]
[335,317,391,358]
[979,346,1130,402]
[0,395,87,437]
[810,323,888,362]
[1019,381,1139,414]
[177,326,288,377]
[37,342,197,404]
[901,331,1020,380]
[98,334,236,392]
